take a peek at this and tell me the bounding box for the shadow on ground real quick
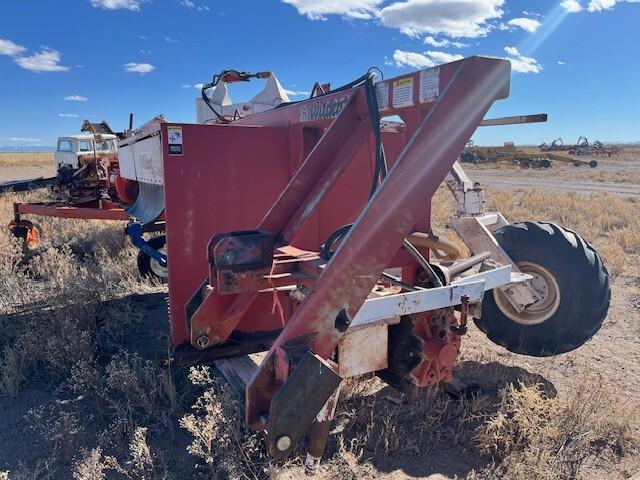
[326,361,556,479]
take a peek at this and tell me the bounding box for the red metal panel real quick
[184,91,427,348]
[163,123,294,345]
[187,93,377,346]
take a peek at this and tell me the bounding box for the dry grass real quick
[0,164,639,478]
[430,187,640,278]
[0,152,52,168]
[474,374,638,480]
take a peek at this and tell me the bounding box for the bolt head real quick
[222,250,237,265]
[196,335,210,348]
[275,435,291,452]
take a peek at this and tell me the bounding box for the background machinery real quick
[461,141,598,168]
[116,56,609,471]
[6,119,140,250]
[5,73,296,280]
[540,136,620,157]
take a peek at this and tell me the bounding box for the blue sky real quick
[0,0,638,147]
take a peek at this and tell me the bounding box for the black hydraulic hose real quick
[316,70,442,291]
[402,239,443,288]
[319,223,352,260]
[200,85,229,123]
[381,272,419,291]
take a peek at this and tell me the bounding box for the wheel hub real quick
[149,246,168,279]
[494,261,560,326]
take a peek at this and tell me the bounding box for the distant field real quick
[0,152,53,168]
[0,153,55,182]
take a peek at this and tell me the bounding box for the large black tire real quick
[476,222,610,356]
[137,235,168,283]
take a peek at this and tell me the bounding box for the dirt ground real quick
[0,153,55,182]
[0,150,639,479]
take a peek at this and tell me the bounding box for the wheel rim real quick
[149,246,168,279]
[493,261,561,326]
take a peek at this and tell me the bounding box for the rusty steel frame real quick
[230,57,512,451]
[188,88,371,347]
[13,199,130,221]
[156,56,515,458]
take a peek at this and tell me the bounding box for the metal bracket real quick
[267,352,342,459]
[125,221,167,267]
[445,161,486,217]
[450,215,541,313]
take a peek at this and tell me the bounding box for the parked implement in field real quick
[569,136,620,157]
[540,136,619,157]
[461,141,598,168]
[118,56,609,471]
[6,121,138,249]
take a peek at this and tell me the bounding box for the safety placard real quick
[392,77,414,108]
[375,81,389,111]
[419,67,440,103]
[167,126,183,155]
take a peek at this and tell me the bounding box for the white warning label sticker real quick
[375,81,389,111]
[392,77,414,108]
[419,67,440,103]
[167,126,183,155]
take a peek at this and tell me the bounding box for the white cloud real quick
[58,113,79,118]
[90,0,142,11]
[504,46,542,74]
[561,0,583,11]
[194,83,204,89]
[380,0,504,38]
[562,0,639,13]
[423,36,468,48]
[181,0,210,10]
[588,0,617,10]
[64,95,88,102]
[0,137,42,143]
[15,49,70,73]
[281,0,383,20]
[283,88,311,97]
[393,50,433,68]
[182,84,192,88]
[124,62,155,74]
[586,0,639,10]
[424,50,465,63]
[393,49,463,68]
[507,17,542,33]
[557,60,567,65]
[0,38,26,57]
